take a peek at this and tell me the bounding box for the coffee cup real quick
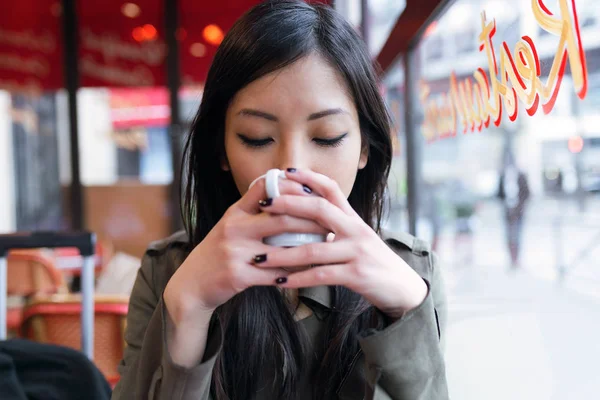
[249,169,327,247]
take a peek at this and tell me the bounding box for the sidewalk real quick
[444,264,600,400]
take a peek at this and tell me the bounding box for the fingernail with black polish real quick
[259,198,273,207]
[303,185,312,194]
[253,254,267,263]
[275,277,288,284]
[286,168,297,173]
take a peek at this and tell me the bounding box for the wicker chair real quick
[53,240,112,274]
[20,294,129,387]
[6,250,68,336]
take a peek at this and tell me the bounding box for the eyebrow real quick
[237,109,278,121]
[237,108,348,122]
[307,108,348,121]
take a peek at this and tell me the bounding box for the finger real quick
[235,176,269,214]
[245,265,290,287]
[235,175,312,214]
[278,179,316,197]
[285,169,357,216]
[260,195,352,235]
[277,264,350,288]
[252,241,351,268]
[227,242,290,286]
[245,213,330,239]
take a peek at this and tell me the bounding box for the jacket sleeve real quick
[111,252,223,400]
[358,246,449,400]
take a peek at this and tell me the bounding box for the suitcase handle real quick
[0,231,96,257]
[0,231,96,360]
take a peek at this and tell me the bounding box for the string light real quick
[121,3,141,18]
[203,24,224,46]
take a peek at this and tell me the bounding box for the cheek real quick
[229,159,263,196]
[333,166,359,198]
[314,141,362,198]
[225,141,270,196]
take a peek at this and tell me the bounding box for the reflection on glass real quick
[382,58,407,233]
[367,0,406,55]
[410,0,600,398]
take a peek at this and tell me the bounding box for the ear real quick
[358,142,369,170]
[220,153,230,171]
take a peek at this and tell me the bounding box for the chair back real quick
[7,250,67,296]
[21,294,129,386]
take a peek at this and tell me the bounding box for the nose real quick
[276,135,306,171]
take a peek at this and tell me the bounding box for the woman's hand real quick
[253,168,428,319]
[164,176,326,324]
[163,175,326,367]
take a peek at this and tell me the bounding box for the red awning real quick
[0,0,64,92]
[0,0,332,92]
[78,0,168,88]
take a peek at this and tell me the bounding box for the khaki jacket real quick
[111,231,449,400]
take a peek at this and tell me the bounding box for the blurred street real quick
[442,197,600,400]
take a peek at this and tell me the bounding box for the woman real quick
[112,1,448,399]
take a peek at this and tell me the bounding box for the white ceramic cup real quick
[249,169,327,247]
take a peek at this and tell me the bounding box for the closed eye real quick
[237,134,273,148]
[313,133,348,148]
[237,132,348,148]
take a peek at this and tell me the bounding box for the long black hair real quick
[182,1,393,398]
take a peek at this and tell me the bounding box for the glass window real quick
[76,86,174,257]
[424,35,444,62]
[0,0,69,232]
[71,0,178,257]
[2,91,70,231]
[409,0,600,398]
[367,0,406,56]
[79,87,173,186]
[382,57,408,233]
[335,0,406,56]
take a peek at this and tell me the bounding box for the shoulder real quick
[381,230,446,313]
[381,229,435,281]
[141,230,192,295]
[146,230,191,254]
[381,229,431,257]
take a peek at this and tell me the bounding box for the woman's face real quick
[224,53,367,197]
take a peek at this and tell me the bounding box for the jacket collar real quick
[298,285,331,309]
